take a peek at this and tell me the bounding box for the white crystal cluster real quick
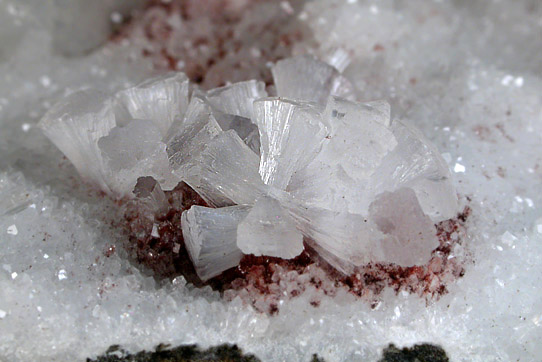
[2,1,542,361]
[39,54,458,280]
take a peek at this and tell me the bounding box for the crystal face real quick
[182,205,250,281]
[98,119,175,194]
[39,89,116,194]
[5,2,541,361]
[237,196,304,259]
[205,79,267,120]
[271,55,355,104]
[38,55,458,280]
[114,72,190,137]
[254,97,328,190]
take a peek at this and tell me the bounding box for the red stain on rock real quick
[123,182,207,284]
[111,0,313,89]
[114,0,471,314]
[124,178,471,314]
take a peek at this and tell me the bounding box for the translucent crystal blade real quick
[322,97,397,177]
[132,176,168,216]
[362,100,391,127]
[98,119,175,195]
[368,188,439,266]
[237,196,304,259]
[184,130,266,207]
[243,128,262,155]
[330,74,357,101]
[253,97,329,190]
[288,96,397,215]
[213,113,261,154]
[368,119,458,221]
[205,80,267,119]
[288,191,438,273]
[181,205,250,281]
[114,72,190,137]
[321,47,351,72]
[271,55,353,104]
[165,96,222,177]
[287,204,385,274]
[38,89,116,193]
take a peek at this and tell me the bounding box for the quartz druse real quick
[1,1,541,361]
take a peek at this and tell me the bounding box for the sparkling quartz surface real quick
[0,1,541,361]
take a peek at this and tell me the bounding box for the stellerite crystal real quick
[4,2,542,361]
[165,96,222,178]
[205,79,267,120]
[98,119,174,195]
[272,55,354,104]
[254,97,328,190]
[368,188,439,266]
[182,130,266,207]
[203,80,267,154]
[182,204,250,281]
[369,119,458,222]
[287,96,399,216]
[237,195,304,259]
[37,54,458,277]
[38,89,116,194]
[114,72,190,137]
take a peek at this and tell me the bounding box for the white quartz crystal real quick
[237,196,304,259]
[0,172,33,216]
[182,205,250,281]
[114,72,190,137]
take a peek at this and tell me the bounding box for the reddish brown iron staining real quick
[123,182,207,284]
[210,247,315,292]
[111,0,314,88]
[373,43,385,52]
[104,245,116,257]
[124,195,471,313]
[217,206,471,312]
[473,125,493,142]
[473,123,516,143]
[495,123,515,143]
[341,206,470,299]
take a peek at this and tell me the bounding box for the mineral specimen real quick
[3,0,542,360]
[38,54,458,281]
